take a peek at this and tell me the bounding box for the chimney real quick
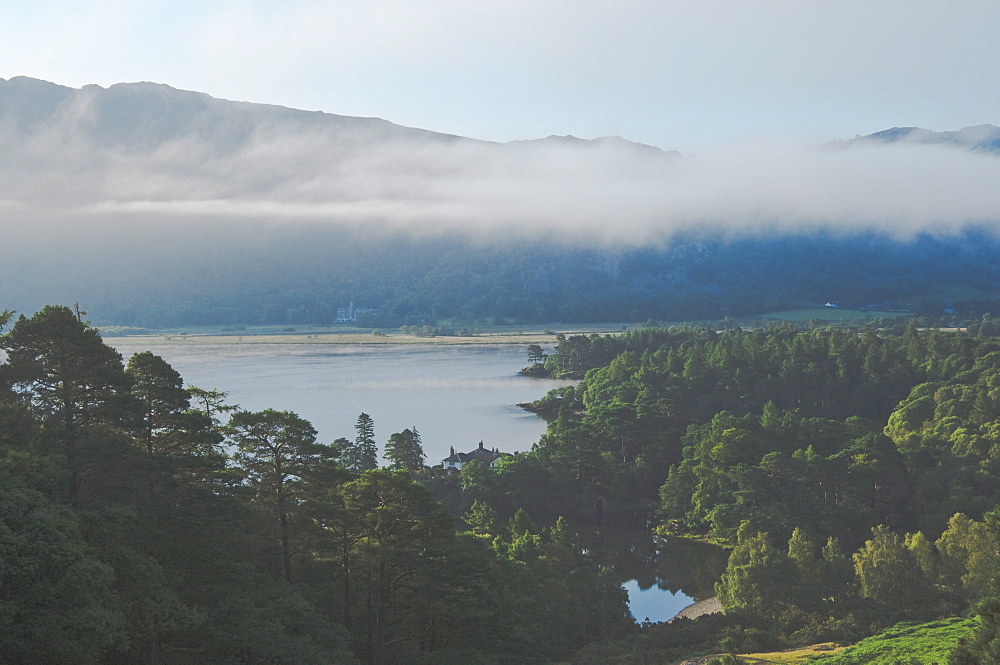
[450,446,455,456]
[478,441,484,450]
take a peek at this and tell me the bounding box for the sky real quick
[3,0,999,151]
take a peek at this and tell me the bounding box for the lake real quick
[107,340,568,465]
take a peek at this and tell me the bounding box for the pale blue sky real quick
[2,0,999,151]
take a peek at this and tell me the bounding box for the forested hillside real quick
[8,226,1000,328]
[6,307,1000,664]
[3,77,1000,328]
[499,323,1000,661]
[0,307,631,665]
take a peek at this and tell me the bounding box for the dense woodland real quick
[0,306,631,665]
[507,322,1000,662]
[4,306,1000,663]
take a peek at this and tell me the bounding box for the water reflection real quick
[574,524,728,623]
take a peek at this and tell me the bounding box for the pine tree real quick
[464,499,500,536]
[384,427,425,472]
[340,413,378,472]
[0,305,133,505]
[228,409,335,582]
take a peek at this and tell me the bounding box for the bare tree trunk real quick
[342,539,352,631]
[373,559,388,665]
[278,483,292,583]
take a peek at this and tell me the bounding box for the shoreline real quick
[100,326,628,346]
[103,332,561,345]
[670,596,722,622]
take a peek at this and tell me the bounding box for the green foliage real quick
[340,411,378,472]
[14,306,1000,663]
[1,305,135,505]
[716,528,793,617]
[950,598,1000,664]
[935,511,1000,601]
[464,498,500,536]
[126,351,220,456]
[0,462,125,663]
[853,526,934,611]
[0,304,645,664]
[810,618,977,665]
[228,408,338,582]
[384,427,425,472]
[338,470,456,664]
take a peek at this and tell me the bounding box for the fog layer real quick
[2,77,999,246]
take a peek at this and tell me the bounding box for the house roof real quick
[443,441,506,464]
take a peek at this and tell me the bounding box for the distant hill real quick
[0,76,998,327]
[852,123,1000,153]
[0,76,470,147]
[0,76,676,208]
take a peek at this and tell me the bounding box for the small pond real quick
[575,525,728,623]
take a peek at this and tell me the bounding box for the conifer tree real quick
[228,409,335,582]
[340,412,378,472]
[0,305,133,505]
[384,427,425,472]
[464,499,500,536]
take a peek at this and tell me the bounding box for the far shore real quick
[100,325,631,346]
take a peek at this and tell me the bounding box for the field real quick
[738,643,846,664]
[95,307,914,346]
[806,618,976,665]
[754,308,907,323]
[682,618,976,665]
[97,323,632,346]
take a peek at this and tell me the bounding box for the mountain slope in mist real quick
[1,76,999,326]
[1,75,998,237]
[0,76,676,219]
[852,124,1000,153]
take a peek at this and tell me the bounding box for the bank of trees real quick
[27,228,1000,329]
[489,322,1000,658]
[9,305,1000,663]
[0,306,631,665]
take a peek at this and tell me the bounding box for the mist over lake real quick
[108,340,567,464]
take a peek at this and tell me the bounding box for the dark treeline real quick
[9,228,1000,328]
[0,306,631,665]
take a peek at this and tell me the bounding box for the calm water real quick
[624,580,693,624]
[578,527,728,623]
[108,341,567,464]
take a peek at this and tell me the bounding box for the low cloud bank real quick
[1,80,998,246]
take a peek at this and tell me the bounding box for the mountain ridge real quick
[3,75,997,161]
[0,76,671,153]
[2,76,999,327]
[851,123,1000,152]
